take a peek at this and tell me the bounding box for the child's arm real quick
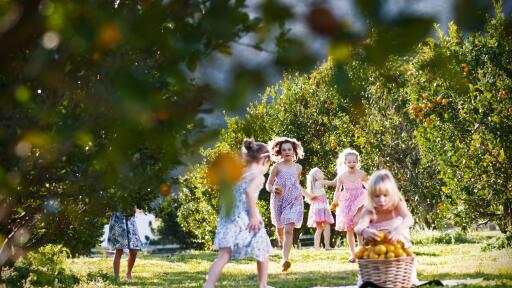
[296,163,302,182]
[360,170,368,188]
[355,209,380,241]
[389,200,414,242]
[317,179,337,186]
[265,164,279,193]
[332,176,343,203]
[298,164,318,201]
[246,175,266,231]
[330,176,343,210]
[301,188,318,201]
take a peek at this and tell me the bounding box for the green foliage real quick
[0,0,503,263]
[0,0,320,262]
[408,12,512,233]
[154,194,200,248]
[482,230,512,251]
[176,164,219,248]
[410,229,479,245]
[3,244,80,287]
[173,61,357,247]
[167,4,511,246]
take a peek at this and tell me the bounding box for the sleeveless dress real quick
[307,183,335,227]
[108,212,143,250]
[270,169,304,228]
[213,175,272,261]
[334,175,367,231]
[368,210,412,248]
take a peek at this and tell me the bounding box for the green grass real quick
[69,232,512,287]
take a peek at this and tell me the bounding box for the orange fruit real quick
[207,152,244,187]
[404,248,413,257]
[428,103,435,109]
[355,250,364,259]
[425,118,431,126]
[363,251,370,259]
[442,99,449,105]
[436,96,443,103]
[381,232,389,242]
[384,243,395,253]
[379,254,386,259]
[99,23,121,49]
[396,250,406,258]
[393,243,402,251]
[159,183,171,197]
[417,111,424,118]
[376,231,385,241]
[369,252,379,259]
[386,252,396,259]
[462,63,469,73]
[421,103,428,110]
[374,244,386,255]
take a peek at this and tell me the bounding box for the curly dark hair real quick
[268,137,304,162]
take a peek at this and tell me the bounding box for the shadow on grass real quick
[417,272,512,288]
[102,268,357,287]
[414,251,441,257]
[94,266,512,288]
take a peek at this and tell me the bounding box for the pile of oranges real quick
[355,231,413,260]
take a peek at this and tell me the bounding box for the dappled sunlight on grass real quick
[68,239,512,287]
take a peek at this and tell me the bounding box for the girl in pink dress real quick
[332,148,368,262]
[266,137,317,272]
[355,169,418,285]
[306,168,336,250]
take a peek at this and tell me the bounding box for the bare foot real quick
[325,246,332,250]
[126,274,133,281]
[348,257,356,263]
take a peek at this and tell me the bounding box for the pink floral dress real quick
[270,170,304,228]
[334,176,367,231]
[307,183,334,227]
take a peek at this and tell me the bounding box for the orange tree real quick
[406,14,512,234]
[1,0,501,265]
[172,62,357,247]
[0,0,324,267]
[349,55,444,228]
[167,3,512,247]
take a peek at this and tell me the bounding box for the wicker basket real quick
[358,256,414,288]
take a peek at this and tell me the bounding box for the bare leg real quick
[282,223,294,261]
[276,226,284,248]
[314,223,323,250]
[323,223,331,249]
[354,206,365,248]
[256,259,269,288]
[204,248,232,288]
[347,227,356,262]
[126,249,138,280]
[113,249,123,280]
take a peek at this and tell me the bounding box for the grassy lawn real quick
[69,232,512,287]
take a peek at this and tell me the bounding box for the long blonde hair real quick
[366,169,403,212]
[336,148,361,175]
[306,167,321,195]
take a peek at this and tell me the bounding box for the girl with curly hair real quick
[265,137,317,271]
